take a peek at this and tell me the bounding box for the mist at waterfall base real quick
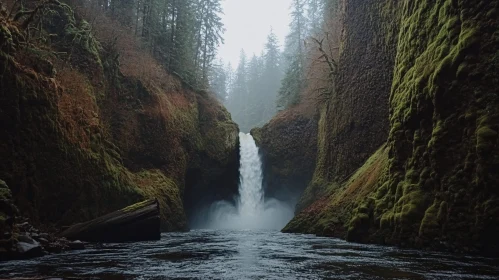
[193,132,295,230]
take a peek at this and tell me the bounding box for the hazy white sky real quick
[218,0,293,67]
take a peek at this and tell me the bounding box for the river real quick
[3,135,499,279]
[1,230,499,279]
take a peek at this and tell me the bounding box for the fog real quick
[218,0,292,67]
[191,133,295,230]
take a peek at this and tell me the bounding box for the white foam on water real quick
[202,132,294,230]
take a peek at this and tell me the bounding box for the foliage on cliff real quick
[289,0,397,214]
[0,0,238,232]
[250,1,341,205]
[283,146,388,237]
[284,0,499,255]
[367,0,499,254]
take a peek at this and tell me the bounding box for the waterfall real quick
[193,132,294,230]
[237,132,264,221]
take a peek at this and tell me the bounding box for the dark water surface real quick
[1,230,499,279]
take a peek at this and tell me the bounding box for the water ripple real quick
[1,230,499,280]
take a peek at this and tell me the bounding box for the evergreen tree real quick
[85,0,224,91]
[225,62,235,95]
[278,0,308,110]
[261,29,282,121]
[223,30,284,131]
[232,50,248,101]
[243,54,264,130]
[226,50,249,129]
[195,0,225,86]
[306,0,326,35]
[209,59,228,101]
[247,54,263,100]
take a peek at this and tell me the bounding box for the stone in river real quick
[16,241,44,259]
[69,240,85,250]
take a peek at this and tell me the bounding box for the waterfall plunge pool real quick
[2,230,499,279]
[4,136,499,279]
[191,132,295,230]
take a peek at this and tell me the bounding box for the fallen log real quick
[60,199,161,242]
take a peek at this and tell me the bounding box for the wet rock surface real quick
[251,110,318,207]
[1,219,86,261]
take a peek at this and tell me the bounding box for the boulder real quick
[68,240,85,250]
[16,240,44,259]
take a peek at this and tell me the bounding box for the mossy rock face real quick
[286,0,499,256]
[132,170,187,231]
[286,0,400,233]
[249,127,263,146]
[285,146,389,240]
[378,0,499,254]
[0,13,144,227]
[253,108,318,207]
[0,4,239,232]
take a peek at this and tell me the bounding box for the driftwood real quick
[60,199,161,242]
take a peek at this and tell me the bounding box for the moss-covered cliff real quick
[0,180,18,257]
[287,0,399,214]
[0,1,238,233]
[284,0,499,255]
[251,108,317,204]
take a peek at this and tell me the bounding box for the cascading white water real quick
[237,132,264,221]
[194,132,294,230]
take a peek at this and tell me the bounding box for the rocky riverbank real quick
[2,219,86,261]
[1,179,85,261]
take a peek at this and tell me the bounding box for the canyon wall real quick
[284,0,499,255]
[290,0,399,214]
[251,109,317,205]
[0,2,239,233]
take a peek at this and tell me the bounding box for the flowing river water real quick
[2,134,499,279]
[1,230,499,279]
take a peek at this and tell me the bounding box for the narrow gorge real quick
[1,0,499,279]
[279,0,499,257]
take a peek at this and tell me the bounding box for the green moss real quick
[476,126,498,152]
[290,104,332,214]
[122,199,153,213]
[437,201,448,221]
[375,182,390,199]
[250,127,262,145]
[349,213,369,230]
[380,211,394,229]
[289,0,499,253]
[133,169,187,231]
[405,169,419,183]
[0,180,12,201]
[419,201,440,236]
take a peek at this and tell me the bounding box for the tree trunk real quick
[60,199,161,243]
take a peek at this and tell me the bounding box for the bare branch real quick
[311,36,338,78]
[7,0,19,19]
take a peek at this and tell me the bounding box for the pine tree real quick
[111,0,135,26]
[209,59,228,101]
[225,62,235,95]
[243,54,265,130]
[306,0,326,35]
[247,54,263,99]
[196,0,224,86]
[261,29,282,120]
[278,0,308,110]
[85,0,224,91]
[226,50,249,130]
[232,50,248,101]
